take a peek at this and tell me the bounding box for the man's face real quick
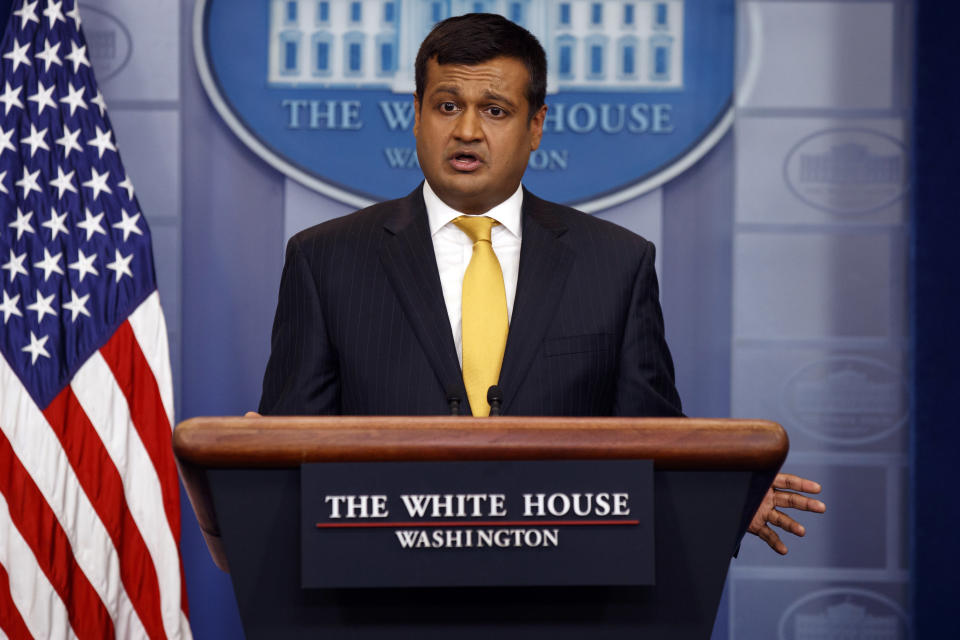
[414,56,547,215]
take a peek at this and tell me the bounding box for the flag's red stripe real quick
[43,389,168,640]
[98,322,179,536]
[0,561,33,640]
[98,321,189,617]
[0,430,115,640]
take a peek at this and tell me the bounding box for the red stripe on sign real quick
[98,322,189,617]
[316,519,641,528]
[0,561,33,640]
[0,429,115,640]
[43,389,169,640]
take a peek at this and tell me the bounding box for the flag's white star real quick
[87,126,116,158]
[106,249,133,282]
[59,82,86,115]
[20,123,49,157]
[56,124,83,158]
[0,82,22,115]
[0,171,7,195]
[34,248,64,281]
[3,40,31,72]
[0,125,15,155]
[64,41,90,72]
[66,2,81,27]
[16,169,42,198]
[41,208,70,240]
[76,208,106,241]
[82,168,111,200]
[43,0,65,28]
[2,250,28,281]
[22,331,51,364]
[35,39,61,71]
[112,209,143,241]
[49,166,77,198]
[62,289,91,321]
[0,290,22,323]
[13,1,39,26]
[90,89,106,116]
[68,248,98,282]
[8,208,34,239]
[28,81,57,115]
[26,292,56,323]
[117,175,135,200]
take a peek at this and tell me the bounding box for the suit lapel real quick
[379,188,468,408]
[499,192,575,413]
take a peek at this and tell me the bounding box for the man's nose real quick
[453,108,483,142]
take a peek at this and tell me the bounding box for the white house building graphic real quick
[267,0,684,91]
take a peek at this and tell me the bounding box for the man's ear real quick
[413,93,421,137]
[529,104,548,151]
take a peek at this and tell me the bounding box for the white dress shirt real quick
[423,181,523,366]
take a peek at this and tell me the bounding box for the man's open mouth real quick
[449,151,483,172]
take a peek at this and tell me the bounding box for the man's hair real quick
[414,13,547,119]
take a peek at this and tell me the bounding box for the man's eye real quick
[439,102,458,113]
[488,106,505,117]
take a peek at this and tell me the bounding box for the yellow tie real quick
[454,216,508,417]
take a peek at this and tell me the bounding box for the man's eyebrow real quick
[429,84,462,97]
[428,85,519,110]
[482,91,518,109]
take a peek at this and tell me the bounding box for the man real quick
[257,14,823,553]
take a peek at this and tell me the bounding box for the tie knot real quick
[453,216,498,244]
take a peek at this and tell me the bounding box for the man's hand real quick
[244,411,261,418]
[748,473,826,555]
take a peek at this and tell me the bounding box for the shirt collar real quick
[423,181,523,239]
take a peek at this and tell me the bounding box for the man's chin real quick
[435,174,488,196]
[433,181,498,214]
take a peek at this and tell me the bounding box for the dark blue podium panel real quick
[301,460,654,588]
[209,467,749,639]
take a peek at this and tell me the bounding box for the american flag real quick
[0,1,190,638]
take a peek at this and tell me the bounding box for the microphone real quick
[487,385,503,417]
[446,392,461,416]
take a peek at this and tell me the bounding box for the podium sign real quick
[301,460,654,588]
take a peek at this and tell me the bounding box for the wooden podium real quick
[174,416,787,639]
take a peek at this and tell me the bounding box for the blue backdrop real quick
[910,2,960,636]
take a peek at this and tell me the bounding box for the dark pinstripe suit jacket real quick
[259,186,682,417]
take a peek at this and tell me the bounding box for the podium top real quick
[173,416,787,471]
